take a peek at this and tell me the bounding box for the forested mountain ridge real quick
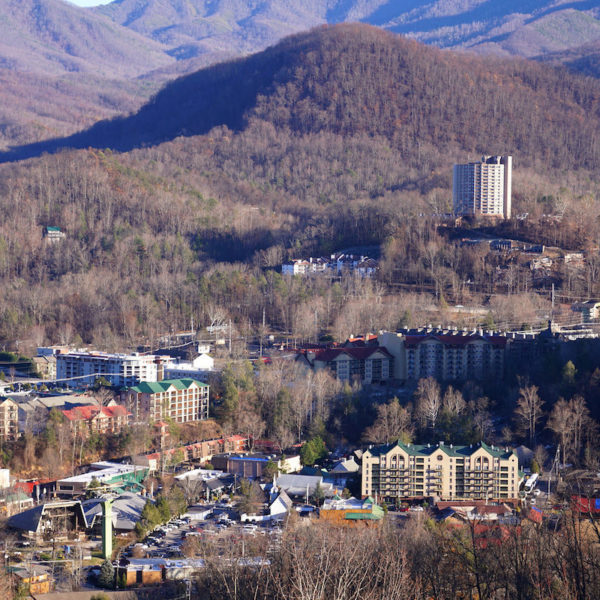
[3,0,600,151]
[0,69,157,151]
[5,23,600,174]
[96,0,600,65]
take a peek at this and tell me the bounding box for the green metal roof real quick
[345,512,383,521]
[129,378,208,394]
[367,440,514,460]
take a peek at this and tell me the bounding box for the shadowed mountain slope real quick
[539,38,600,79]
[0,68,159,150]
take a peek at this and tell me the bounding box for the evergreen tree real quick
[97,559,115,589]
[300,436,327,466]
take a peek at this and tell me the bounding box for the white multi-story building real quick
[453,155,512,219]
[56,351,168,387]
[282,258,329,275]
[163,354,214,382]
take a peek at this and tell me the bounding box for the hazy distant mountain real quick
[0,0,172,77]
[96,0,600,64]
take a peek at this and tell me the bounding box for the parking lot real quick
[125,506,284,560]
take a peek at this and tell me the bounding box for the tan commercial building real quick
[0,397,19,442]
[362,441,519,502]
[453,155,512,219]
[379,330,505,382]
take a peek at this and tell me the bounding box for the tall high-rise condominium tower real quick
[453,155,512,219]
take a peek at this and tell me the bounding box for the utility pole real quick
[260,307,265,358]
[548,444,560,497]
[228,319,232,354]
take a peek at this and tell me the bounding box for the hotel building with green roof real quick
[362,440,519,503]
[124,378,209,424]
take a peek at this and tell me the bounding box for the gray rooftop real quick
[275,474,335,497]
[82,493,148,531]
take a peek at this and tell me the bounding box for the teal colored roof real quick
[46,226,61,232]
[367,440,514,460]
[6,491,30,503]
[129,378,208,394]
[345,511,383,521]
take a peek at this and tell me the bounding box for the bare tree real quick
[547,398,574,465]
[515,384,543,446]
[94,386,115,407]
[311,369,342,425]
[177,476,205,506]
[415,377,441,430]
[363,397,413,444]
[273,522,419,600]
[570,395,592,461]
[234,397,266,450]
[442,386,466,415]
[472,397,493,441]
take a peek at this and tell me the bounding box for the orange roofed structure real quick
[61,402,130,435]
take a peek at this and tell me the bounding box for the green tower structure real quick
[101,498,113,560]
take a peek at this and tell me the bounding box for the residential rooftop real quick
[57,462,143,485]
[366,440,515,460]
[129,378,209,394]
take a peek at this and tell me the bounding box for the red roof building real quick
[61,402,130,435]
[297,346,393,384]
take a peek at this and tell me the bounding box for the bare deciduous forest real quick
[191,516,600,600]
